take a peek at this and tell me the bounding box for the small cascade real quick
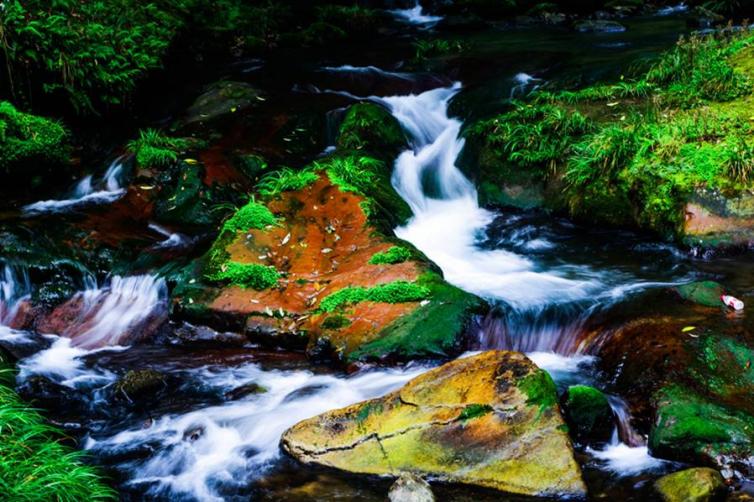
[23,156,127,214]
[587,396,669,475]
[510,72,542,98]
[148,223,191,250]
[390,1,442,26]
[0,264,31,327]
[57,274,168,349]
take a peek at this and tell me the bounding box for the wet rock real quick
[337,103,408,157]
[169,322,248,348]
[225,383,268,401]
[655,467,725,502]
[114,369,167,403]
[16,375,83,413]
[0,327,51,359]
[562,385,613,442]
[183,81,262,126]
[573,19,626,32]
[675,281,725,308]
[684,188,754,250]
[389,473,435,502]
[281,351,586,498]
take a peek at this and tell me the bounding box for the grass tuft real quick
[207,261,280,290]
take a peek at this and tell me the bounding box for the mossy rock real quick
[337,102,408,157]
[113,369,167,403]
[183,81,262,125]
[675,281,724,308]
[562,385,613,442]
[153,160,230,228]
[654,467,725,502]
[282,351,586,498]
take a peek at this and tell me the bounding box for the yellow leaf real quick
[682,326,696,332]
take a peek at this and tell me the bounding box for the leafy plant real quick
[126,129,194,168]
[256,167,319,196]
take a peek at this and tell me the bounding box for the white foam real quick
[589,443,667,475]
[390,2,442,26]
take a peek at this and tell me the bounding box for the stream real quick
[1,4,753,501]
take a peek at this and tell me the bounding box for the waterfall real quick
[23,156,127,214]
[57,274,168,349]
[0,264,31,326]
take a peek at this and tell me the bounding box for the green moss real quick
[518,369,558,416]
[337,103,407,155]
[221,200,277,235]
[368,246,413,265]
[126,129,194,168]
[208,261,280,290]
[458,403,493,421]
[348,273,486,363]
[256,167,319,197]
[0,367,115,500]
[563,385,613,440]
[654,468,724,502]
[0,101,70,174]
[675,281,724,307]
[318,281,430,313]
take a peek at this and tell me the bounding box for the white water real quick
[322,65,413,80]
[148,223,191,249]
[0,264,30,326]
[657,3,688,15]
[390,1,441,26]
[23,156,127,214]
[56,274,168,349]
[85,362,428,501]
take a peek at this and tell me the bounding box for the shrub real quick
[256,167,319,196]
[126,129,194,168]
[319,281,430,312]
[208,261,280,290]
[0,101,70,172]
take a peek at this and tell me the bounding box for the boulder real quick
[281,351,586,498]
[113,369,167,403]
[655,468,725,502]
[562,385,613,442]
[675,281,725,308]
[684,188,754,249]
[389,473,435,502]
[183,81,262,125]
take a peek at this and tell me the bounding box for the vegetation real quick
[337,103,407,154]
[0,101,69,173]
[126,129,194,168]
[369,246,413,265]
[468,29,754,238]
[318,281,431,312]
[518,369,558,416]
[257,167,319,196]
[414,39,468,61]
[221,200,277,235]
[0,363,115,501]
[458,403,494,421]
[207,261,280,290]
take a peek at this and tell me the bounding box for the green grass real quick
[221,199,277,235]
[0,368,115,501]
[207,261,280,290]
[337,102,406,154]
[368,246,413,265]
[315,155,383,195]
[318,281,430,312]
[0,101,70,171]
[126,129,194,168]
[256,167,319,196]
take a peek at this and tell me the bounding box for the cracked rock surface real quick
[281,350,586,497]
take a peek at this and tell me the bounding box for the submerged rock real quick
[389,473,435,502]
[183,81,262,126]
[654,467,725,502]
[114,369,167,403]
[675,281,725,308]
[281,351,586,498]
[562,385,613,442]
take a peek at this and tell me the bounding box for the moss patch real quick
[208,262,280,290]
[562,385,613,441]
[519,369,558,416]
[458,403,493,421]
[369,246,413,265]
[221,200,277,235]
[337,102,407,155]
[318,281,430,312]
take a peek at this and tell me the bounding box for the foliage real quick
[315,155,384,195]
[0,369,115,501]
[126,129,194,168]
[298,5,381,46]
[318,281,431,312]
[369,246,413,265]
[256,167,319,196]
[207,261,280,290]
[221,200,277,235]
[0,101,69,171]
[414,39,468,60]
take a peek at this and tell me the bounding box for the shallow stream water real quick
[1,4,753,501]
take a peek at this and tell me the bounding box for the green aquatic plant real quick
[221,199,277,235]
[369,246,413,265]
[318,281,431,312]
[208,261,280,290]
[0,370,115,501]
[256,167,319,196]
[126,129,194,168]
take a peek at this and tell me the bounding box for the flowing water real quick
[3,5,753,501]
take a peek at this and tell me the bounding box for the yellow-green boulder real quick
[281,351,586,498]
